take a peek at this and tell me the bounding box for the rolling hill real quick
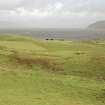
[88,20,105,29]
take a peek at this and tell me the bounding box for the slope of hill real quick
[88,20,105,29]
[0,35,105,105]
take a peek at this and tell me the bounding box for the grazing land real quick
[0,35,105,105]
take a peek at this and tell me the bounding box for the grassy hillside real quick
[0,35,105,105]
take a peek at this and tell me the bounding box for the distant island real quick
[88,20,105,29]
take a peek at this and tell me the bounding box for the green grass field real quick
[0,35,105,105]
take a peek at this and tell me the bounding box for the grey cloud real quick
[0,0,105,28]
[0,0,21,10]
[1,0,105,12]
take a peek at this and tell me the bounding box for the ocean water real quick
[0,28,105,40]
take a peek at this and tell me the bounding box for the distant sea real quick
[0,28,105,40]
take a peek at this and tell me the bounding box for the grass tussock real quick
[74,51,86,55]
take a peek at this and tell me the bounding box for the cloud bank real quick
[0,0,105,28]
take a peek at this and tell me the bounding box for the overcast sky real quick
[0,0,105,28]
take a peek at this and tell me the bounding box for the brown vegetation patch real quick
[10,51,64,72]
[92,55,105,65]
[74,51,85,55]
